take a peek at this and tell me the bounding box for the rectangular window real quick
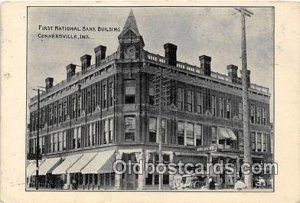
[63,101,67,121]
[49,107,53,125]
[53,133,57,152]
[58,132,62,151]
[256,106,261,124]
[87,91,91,113]
[102,85,107,108]
[262,107,266,125]
[263,134,267,152]
[63,131,67,151]
[78,95,82,117]
[162,119,167,144]
[211,95,216,116]
[177,122,184,145]
[125,80,136,104]
[149,83,155,105]
[238,102,243,119]
[109,81,114,107]
[53,105,57,124]
[177,88,184,111]
[195,124,202,146]
[187,90,194,112]
[226,99,231,119]
[104,121,109,144]
[250,105,255,123]
[91,123,96,146]
[186,123,194,146]
[92,89,96,111]
[124,116,136,142]
[212,126,217,144]
[251,132,256,151]
[109,118,114,143]
[149,117,157,143]
[87,124,91,146]
[257,132,262,152]
[219,97,224,118]
[58,103,62,122]
[77,127,81,148]
[196,92,204,114]
[71,97,75,118]
[73,128,76,149]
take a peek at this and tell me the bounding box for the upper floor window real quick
[78,95,82,117]
[211,126,217,144]
[186,123,194,146]
[238,102,243,119]
[263,134,268,152]
[226,99,231,119]
[162,119,167,144]
[124,115,136,142]
[92,89,96,111]
[177,88,184,111]
[219,97,225,118]
[251,132,256,151]
[177,122,184,145]
[109,118,114,143]
[102,85,107,108]
[149,117,157,143]
[187,90,194,112]
[257,132,262,152]
[262,107,266,125]
[196,92,204,114]
[72,97,76,118]
[149,83,155,105]
[256,106,261,124]
[250,105,255,123]
[125,80,136,104]
[109,82,114,107]
[195,124,202,146]
[211,95,216,116]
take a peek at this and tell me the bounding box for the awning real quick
[26,160,44,177]
[67,153,97,174]
[218,127,231,139]
[226,128,237,140]
[52,154,82,175]
[81,150,115,174]
[39,157,61,175]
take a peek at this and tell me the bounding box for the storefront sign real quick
[196,145,217,152]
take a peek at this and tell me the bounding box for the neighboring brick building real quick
[27,10,272,190]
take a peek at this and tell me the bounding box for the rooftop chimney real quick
[94,45,107,67]
[66,64,76,80]
[240,70,251,87]
[164,43,177,66]
[199,55,212,76]
[227,64,238,83]
[80,54,92,73]
[45,77,54,91]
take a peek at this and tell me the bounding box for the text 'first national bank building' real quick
[27,10,273,190]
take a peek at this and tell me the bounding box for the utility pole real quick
[235,7,253,189]
[157,66,163,190]
[36,88,40,190]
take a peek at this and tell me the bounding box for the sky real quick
[27,7,274,118]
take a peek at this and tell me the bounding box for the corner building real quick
[27,11,273,190]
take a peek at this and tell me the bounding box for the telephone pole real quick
[235,7,253,189]
[158,66,163,190]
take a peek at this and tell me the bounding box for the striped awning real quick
[226,128,237,140]
[39,157,61,175]
[52,154,82,175]
[218,127,231,139]
[81,150,115,174]
[218,127,237,140]
[67,152,97,174]
[26,160,44,177]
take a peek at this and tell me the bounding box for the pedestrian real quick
[71,178,77,190]
[208,177,215,190]
[258,176,266,189]
[234,177,247,191]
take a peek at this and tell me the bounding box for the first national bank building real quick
[27,10,273,190]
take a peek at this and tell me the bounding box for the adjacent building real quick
[26,10,273,190]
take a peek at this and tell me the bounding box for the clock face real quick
[125,46,136,59]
